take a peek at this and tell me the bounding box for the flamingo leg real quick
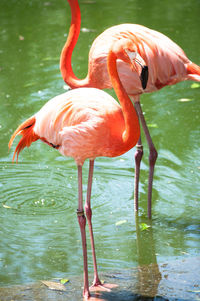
[134,136,143,212]
[84,160,114,292]
[134,102,158,219]
[77,165,90,299]
[84,160,101,286]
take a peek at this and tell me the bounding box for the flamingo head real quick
[112,39,149,90]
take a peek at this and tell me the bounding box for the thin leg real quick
[85,160,116,292]
[134,136,143,212]
[77,165,90,299]
[131,96,144,213]
[134,102,158,219]
[84,160,101,286]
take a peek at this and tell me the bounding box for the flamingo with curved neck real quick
[9,41,141,299]
[60,0,200,218]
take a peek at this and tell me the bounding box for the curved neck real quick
[107,51,140,148]
[60,0,89,88]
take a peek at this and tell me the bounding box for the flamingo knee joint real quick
[77,209,85,217]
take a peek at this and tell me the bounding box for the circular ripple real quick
[1,161,77,215]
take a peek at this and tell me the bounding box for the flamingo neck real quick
[107,51,140,148]
[60,0,89,88]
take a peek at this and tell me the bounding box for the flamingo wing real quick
[88,24,193,95]
[34,88,125,165]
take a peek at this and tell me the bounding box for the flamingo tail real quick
[186,62,200,81]
[8,116,39,162]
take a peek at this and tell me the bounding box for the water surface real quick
[0,0,199,296]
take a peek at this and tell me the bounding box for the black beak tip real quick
[140,66,149,90]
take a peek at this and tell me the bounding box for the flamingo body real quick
[88,24,197,95]
[33,88,131,165]
[9,41,142,298]
[61,10,200,96]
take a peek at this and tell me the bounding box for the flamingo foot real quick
[83,290,91,300]
[90,280,118,292]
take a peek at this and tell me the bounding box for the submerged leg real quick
[134,102,158,219]
[85,160,117,292]
[134,136,143,212]
[77,165,90,299]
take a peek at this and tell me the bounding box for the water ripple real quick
[1,161,76,215]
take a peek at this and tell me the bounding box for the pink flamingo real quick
[9,40,142,299]
[60,0,200,218]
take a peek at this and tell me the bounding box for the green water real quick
[0,0,199,290]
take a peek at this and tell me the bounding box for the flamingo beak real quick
[134,54,148,89]
[140,65,148,89]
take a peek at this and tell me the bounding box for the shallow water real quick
[0,0,200,296]
[0,257,199,300]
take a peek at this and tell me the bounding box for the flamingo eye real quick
[124,49,137,62]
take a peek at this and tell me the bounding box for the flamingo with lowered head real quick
[60,0,200,218]
[9,40,144,299]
